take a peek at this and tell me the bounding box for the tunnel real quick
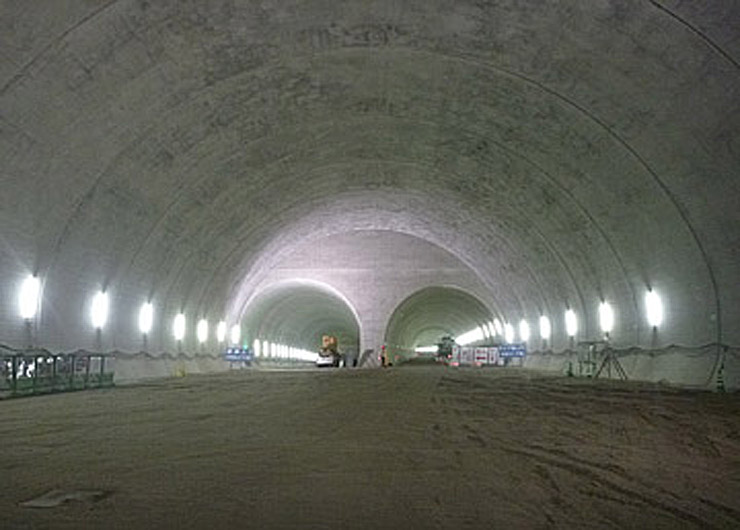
[241,279,361,361]
[384,286,494,362]
[1,1,739,528]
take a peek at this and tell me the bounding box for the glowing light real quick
[493,318,504,336]
[263,340,270,357]
[599,301,614,334]
[456,326,484,346]
[90,291,109,329]
[253,339,261,357]
[415,345,438,353]
[645,290,663,327]
[519,320,530,342]
[539,315,551,340]
[173,313,186,341]
[138,302,154,334]
[216,321,227,342]
[230,324,241,345]
[504,323,515,344]
[197,319,209,343]
[565,309,578,337]
[18,275,41,319]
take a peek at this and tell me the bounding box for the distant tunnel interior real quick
[384,287,493,360]
[242,281,361,360]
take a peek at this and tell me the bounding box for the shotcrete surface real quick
[2,365,739,529]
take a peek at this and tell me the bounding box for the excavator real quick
[316,335,342,368]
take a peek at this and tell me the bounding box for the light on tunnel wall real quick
[645,289,663,328]
[539,315,551,340]
[565,309,578,338]
[138,302,154,334]
[504,323,515,344]
[216,321,227,342]
[599,301,614,334]
[253,339,261,356]
[197,319,209,343]
[90,291,109,329]
[230,324,241,345]
[519,320,530,342]
[487,321,496,337]
[18,275,41,319]
[493,318,504,336]
[456,326,484,346]
[173,313,186,341]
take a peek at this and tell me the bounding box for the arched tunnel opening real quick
[241,280,361,364]
[384,286,493,364]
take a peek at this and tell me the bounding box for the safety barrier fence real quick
[0,353,114,398]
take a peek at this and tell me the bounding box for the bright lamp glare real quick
[173,313,186,340]
[599,301,614,333]
[91,291,109,329]
[138,302,153,334]
[230,324,241,345]
[493,318,504,336]
[197,319,209,343]
[456,326,484,346]
[216,321,227,342]
[19,275,41,319]
[565,309,578,337]
[253,339,261,356]
[519,320,530,342]
[415,345,438,353]
[539,315,551,340]
[504,323,515,344]
[645,290,663,327]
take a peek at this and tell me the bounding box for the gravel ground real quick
[2,364,740,529]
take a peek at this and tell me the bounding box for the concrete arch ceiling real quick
[241,280,360,355]
[384,286,493,350]
[1,1,738,354]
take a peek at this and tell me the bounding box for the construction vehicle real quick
[316,335,342,368]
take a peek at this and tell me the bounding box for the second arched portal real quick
[383,286,494,364]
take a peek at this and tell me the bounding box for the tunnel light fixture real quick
[91,291,109,329]
[565,309,578,337]
[645,289,663,328]
[493,318,504,336]
[138,302,154,334]
[197,319,209,343]
[253,339,261,357]
[539,315,551,340]
[487,321,496,337]
[264,341,270,357]
[173,313,186,341]
[216,321,227,342]
[519,320,530,342]
[415,345,438,353]
[504,322,515,344]
[456,326,484,346]
[18,275,41,319]
[230,324,241,345]
[599,301,614,334]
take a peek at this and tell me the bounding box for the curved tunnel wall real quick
[0,1,738,387]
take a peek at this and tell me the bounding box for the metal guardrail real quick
[0,353,114,398]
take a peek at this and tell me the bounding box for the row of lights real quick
[19,276,243,344]
[252,340,318,362]
[426,290,664,349]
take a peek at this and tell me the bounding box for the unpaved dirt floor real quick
[2,364,740,529]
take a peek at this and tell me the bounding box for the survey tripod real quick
[578,340,628,381]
